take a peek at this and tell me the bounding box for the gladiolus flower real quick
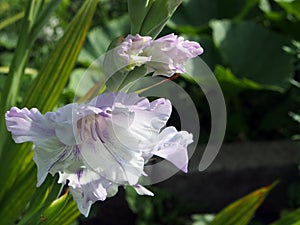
[116,33,203,76]
[5,92,193,217]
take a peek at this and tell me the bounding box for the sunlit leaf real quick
[214,65,264,95]
[47,198,80,225]
[38,192,72,224]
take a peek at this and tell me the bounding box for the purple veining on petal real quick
[97,106,112,118]
[90,118,98,142]
[79,118,85,142]
[73,145,81,158]
[94,118,105,143]
[48,149,68,171]
[76,169,84,182]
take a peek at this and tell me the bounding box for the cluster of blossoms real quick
[117,33,203,76]
[5,34,203,217]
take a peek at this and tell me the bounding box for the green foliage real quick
[69,15,130,99]
[171,0,259,28]
[22,0,97,112]
[0,0,61,154]
[210,20,293,90]
[77,15,130,66]
[128,0,183,38]
[270,208,300,225]
[276,0,300,20]
[214,65,263,94]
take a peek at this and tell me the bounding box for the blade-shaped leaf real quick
[37,192,79,225]
[16,176,62,225]
[0,0,61,155]
[23,0,97,112]
[0,161,36,225]
[46,197,80,225]
[208,182,277,225]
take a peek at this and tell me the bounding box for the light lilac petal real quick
[79,116,144,185]
[5,107,55,144]
[112,93,172,134]
[62,169,118,217]
[115,34,153,70]
[69,187,92,217]
[33,138,71,187]
[144,33,203,77]
[80,141,144,185]
[90,92,147,110]
[53,103,110,146]
[147,127,193,173]
[128,98,172,141]
[91,93,172,140]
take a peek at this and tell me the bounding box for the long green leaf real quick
[23,0,97,112]
[0,0,61,156]
[29,0,62,42]
[0,161,36,225]
[32,192,81,225]
[0,0,43,155]
[38,192,72,224]
[208,182,277,225]
[47,197,80,225]
[0,141,33,201]
[16,176,62,225]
